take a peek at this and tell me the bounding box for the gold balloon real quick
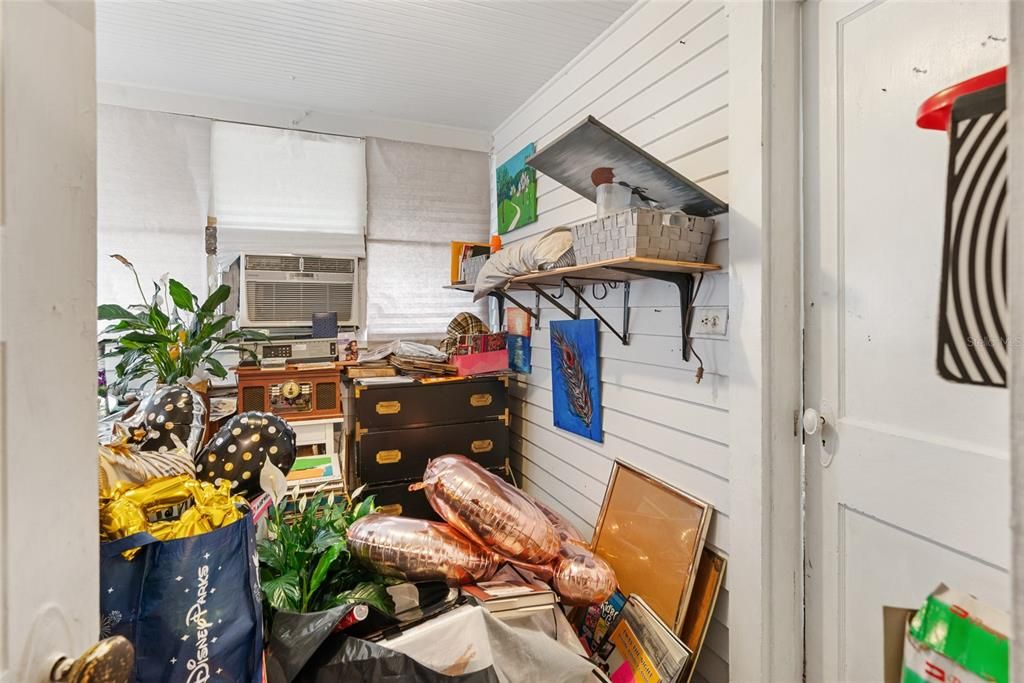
[413,455,560,565]
[347,514,501,585]
[552,542,617,606]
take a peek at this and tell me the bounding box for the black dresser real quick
[343,376,511,520]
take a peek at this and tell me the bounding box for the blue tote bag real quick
[100,514,264,682]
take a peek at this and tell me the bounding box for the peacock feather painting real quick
[550,319,602,442]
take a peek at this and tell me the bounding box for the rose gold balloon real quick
[415,454,559,565]
[552,543,617,606]
[347,514,500,585]
[534,499,587,547]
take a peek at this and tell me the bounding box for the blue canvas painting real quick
[508,334,532,374]
[550,319,602,442]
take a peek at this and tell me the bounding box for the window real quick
[210,121,366,265]
[364,138,489,340]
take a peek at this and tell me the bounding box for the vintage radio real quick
[244,337,339,364]
[236,365,342,421]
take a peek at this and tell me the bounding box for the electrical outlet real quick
[690,306,729,338]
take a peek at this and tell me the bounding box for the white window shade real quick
[210,122,366,262]
[365,138,489,340]
[97,105,210,310]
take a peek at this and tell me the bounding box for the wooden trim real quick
[1009,5,1024,680]
[727,2,804,681]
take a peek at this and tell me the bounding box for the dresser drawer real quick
[354,378,508,430]
[357,420,508,485]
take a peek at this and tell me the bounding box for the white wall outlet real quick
[690,306,729,338]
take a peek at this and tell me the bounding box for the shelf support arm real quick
[608,268,694,362]
[560,278,632,346]
[488,290,539,330]
[526,283,579,321]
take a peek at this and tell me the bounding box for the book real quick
[593,595,691,683]
[345,366,398,378]
[580,590,627,655]
[463,580,557,616]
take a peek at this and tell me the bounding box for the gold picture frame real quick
[591,460,713,633]
[680,547,727,682]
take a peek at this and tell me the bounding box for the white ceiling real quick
[96,0,634,133]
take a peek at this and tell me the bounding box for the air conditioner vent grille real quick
[302,257,355,274]
[246,281,353,323]
[245,255,301,272]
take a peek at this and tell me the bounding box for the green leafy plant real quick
[98,255,267,393]
[258,489,395,624]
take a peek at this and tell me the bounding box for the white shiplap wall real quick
[491,2,730,681]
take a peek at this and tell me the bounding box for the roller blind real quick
[97,105,210,310]
[365,138,489,340]
[210,121,366,265]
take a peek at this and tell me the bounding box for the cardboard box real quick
[883,585,1009,683]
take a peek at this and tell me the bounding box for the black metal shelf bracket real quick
[488,290,539,330]
[608,268,695,362]
[526,277,632,346]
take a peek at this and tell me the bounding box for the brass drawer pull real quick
[469,393,493,407]
[471,439,494,454]
[375,400,401,415]
[378,504,403,516]
[376,449,402,464]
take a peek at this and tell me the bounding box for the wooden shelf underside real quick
[446,256,720,292]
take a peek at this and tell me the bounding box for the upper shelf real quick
[445,256,720,293]
[507,256,720,289]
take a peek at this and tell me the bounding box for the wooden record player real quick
[236,364,343,421]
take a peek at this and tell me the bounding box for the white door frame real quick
[727,2,804,681]
[1009,1,1024,679]
[0,2,98,681]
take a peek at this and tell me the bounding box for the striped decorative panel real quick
[936,84,1008,387]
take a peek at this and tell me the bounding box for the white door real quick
[0,2,102,681]
[803,2,1010,681]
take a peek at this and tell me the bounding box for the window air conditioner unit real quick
[223,254,360,329]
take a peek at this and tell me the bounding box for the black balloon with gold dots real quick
[195,412,296,499]
[129,385,207,458]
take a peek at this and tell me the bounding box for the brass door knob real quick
[51,636,133,683]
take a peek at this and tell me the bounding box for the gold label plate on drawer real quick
[378,504,403,516]
[375,400,401,415]
[469,393,493,407]
[471,439,494,454]
[376,449,402,464]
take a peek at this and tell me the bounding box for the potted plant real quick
[98,254,266,395]
[258,489,394,624]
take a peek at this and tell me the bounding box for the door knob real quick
[802,408,825,435]
[51,636,133,683]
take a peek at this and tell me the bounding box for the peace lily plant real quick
[98,254,266,394]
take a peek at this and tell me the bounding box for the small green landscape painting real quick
[496,143,538,235]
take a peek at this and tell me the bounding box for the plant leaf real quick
[206,356,228,379]
[352,495,377,521]
[332,581,395,615]
[311,529,344,551]
[262,571,301,612]
[121,331,173,344]
[168,279,197,312]
[309,543,343,598]
[199,284,231,314]
[97,304,137,320]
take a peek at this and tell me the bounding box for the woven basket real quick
[570,207,715,265]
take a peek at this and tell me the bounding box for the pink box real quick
[452,349,509,376]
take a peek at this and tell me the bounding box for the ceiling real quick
[95,0,634,132]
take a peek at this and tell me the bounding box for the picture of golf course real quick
[496,143,538,234]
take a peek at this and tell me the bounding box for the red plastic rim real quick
[916,66,1006,131]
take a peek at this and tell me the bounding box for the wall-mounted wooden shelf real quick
[446,257,720,362]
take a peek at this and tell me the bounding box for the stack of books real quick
[463,580,558,619]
